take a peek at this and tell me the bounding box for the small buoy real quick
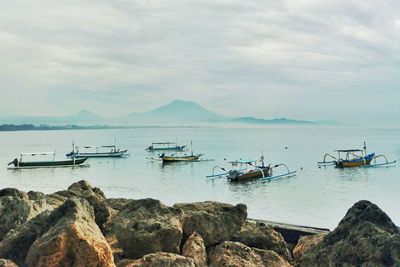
[285,147,288,149]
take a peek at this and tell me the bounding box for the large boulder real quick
[173,201,247,246]
[109,198,184,259]
[182,232,207,266]
[117,253,195,267]
[54,180,110,229]
[292,233,327,263]
[26,197,114,267]
[231,221,292,263]
[208,241,292,267]
[299,200,400,266]
[0,197,114,267]
[0,190,64,241]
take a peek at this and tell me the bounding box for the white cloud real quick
[0,0,399,123]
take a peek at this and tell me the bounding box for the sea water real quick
[0,125,398,230]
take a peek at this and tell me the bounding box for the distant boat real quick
[146,142,186,152]
[318,142,396,168]
[7,152,88,169]
[66,140,128,158]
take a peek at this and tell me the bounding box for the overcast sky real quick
[0,0,399,124]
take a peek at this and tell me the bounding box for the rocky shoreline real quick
[0,180,399,267]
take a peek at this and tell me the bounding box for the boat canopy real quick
[334,149,364,152]
[82,146,115,148]
[152,142,178,145]
[21,152,55,156]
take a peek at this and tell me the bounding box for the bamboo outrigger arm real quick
[362,155,397,168]
[258,163,296,182]
[318,153,337,165]
[206,165,228,179]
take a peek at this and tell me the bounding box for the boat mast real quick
[260,149,265,167]
[363,141,367,156]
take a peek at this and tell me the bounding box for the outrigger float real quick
[206,156,296,182]
[318,142,396,168]
[7,152,89,169]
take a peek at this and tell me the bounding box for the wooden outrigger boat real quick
[226,160,272,182]
[159,141,203,163]
[66,140,128,158]
[159,152,202,163]
[7,152,88,169]
[206,156,296,182]
[146,142,186,152]
[318,142,396,168]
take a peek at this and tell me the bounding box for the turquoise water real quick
[0,126,398,229]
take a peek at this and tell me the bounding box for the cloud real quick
[0,0,399,123]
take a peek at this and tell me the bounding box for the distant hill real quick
[0,100,338,126]
[0,110,104,125]
[230,117,315,125]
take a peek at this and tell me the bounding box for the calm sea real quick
[0,125,398,229]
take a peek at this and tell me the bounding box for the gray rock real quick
[182,232,207,266]
[26,197,114,267]
[54,180,110,230]
[208,241,292,267]
[299,200,400,267]
[117,252,195,267]
[0,197,114,267]
[173,201,247,246]
[109,198,184,259]
[231,221,293,263]
[0,191,63,242]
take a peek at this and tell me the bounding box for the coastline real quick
[0,180,399,266]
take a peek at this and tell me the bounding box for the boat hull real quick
[335,153,375,168]
[9,158,88,169]
[161,155,200,162]
[67,150,128,158]
[228,166,271,182]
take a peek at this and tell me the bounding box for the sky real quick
[0,0,399,124]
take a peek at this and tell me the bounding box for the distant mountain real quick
[67,110,103,120]
[123,100,227,124]
[230,117,315,125]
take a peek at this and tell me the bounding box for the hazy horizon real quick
[1,1,399,125]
